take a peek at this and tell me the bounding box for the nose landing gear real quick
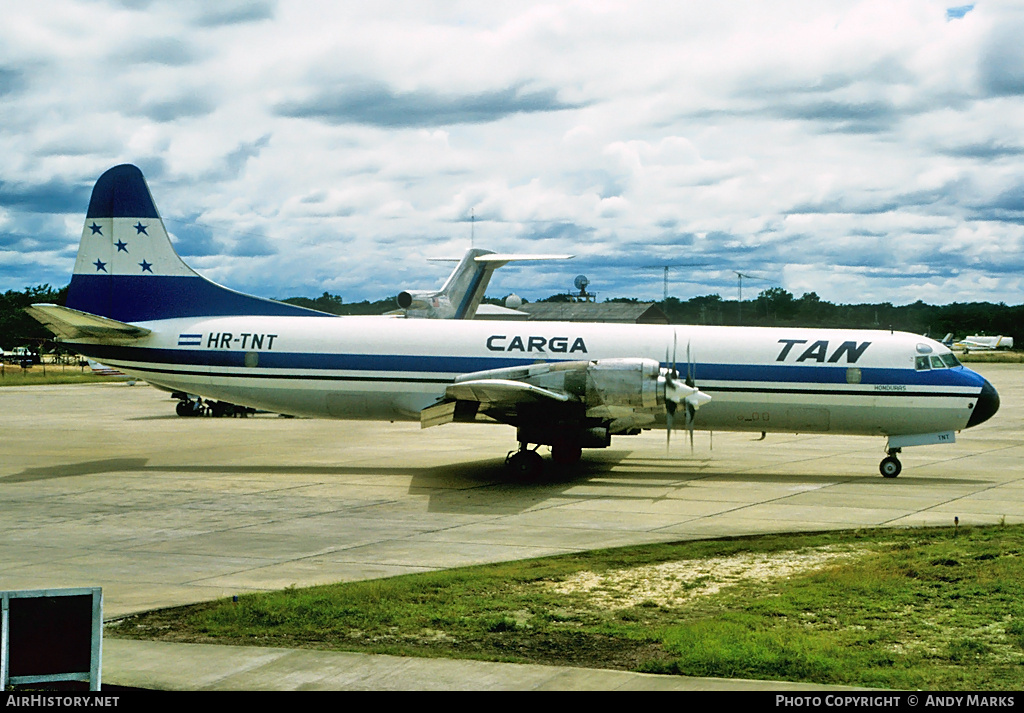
[880,448,902,478]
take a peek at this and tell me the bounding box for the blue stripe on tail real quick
[67,274,328,322]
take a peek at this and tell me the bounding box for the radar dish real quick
[573,274,590,291]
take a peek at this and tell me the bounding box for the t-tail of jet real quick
[396,249,573,319]
[60,164,325,324]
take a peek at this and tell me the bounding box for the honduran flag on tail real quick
[66,164,328,324]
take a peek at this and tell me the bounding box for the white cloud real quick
[0,0,1023,306]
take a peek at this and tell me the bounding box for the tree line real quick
[657,288,1024,343]
[1,283,1020,351]
[0,285,67,353]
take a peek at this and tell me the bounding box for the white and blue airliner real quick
[28,165,1000,479]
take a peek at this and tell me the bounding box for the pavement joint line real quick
[877,474,1024,527]
[643,468,970,534]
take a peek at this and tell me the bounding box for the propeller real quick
[683,341,702,450]
[662,332,712,452]
[665,335,678,447]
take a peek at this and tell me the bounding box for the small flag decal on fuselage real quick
[178,333,202,346]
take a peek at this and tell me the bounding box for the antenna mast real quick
[640,263,705,302]
[734,271,777,324]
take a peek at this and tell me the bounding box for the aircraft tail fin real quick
[65,164,326,323]
[396,249,572,319]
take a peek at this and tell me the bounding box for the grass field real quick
[959,350,1024,363]
[0,364,126,386]
[110,524,1024,690]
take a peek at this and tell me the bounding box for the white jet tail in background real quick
[395,249,572,319]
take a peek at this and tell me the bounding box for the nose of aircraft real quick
[966,377,1000,428]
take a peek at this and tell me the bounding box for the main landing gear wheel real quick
[880,455,902,478]
[506,447,544,481]
[551,442,582,465]
[175,398,206,417]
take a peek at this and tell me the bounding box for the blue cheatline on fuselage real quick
[68,340,986,396]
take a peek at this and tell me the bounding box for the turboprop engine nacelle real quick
[453,358,665,410]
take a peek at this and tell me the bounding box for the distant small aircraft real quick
[26,165,1000,479]
[953,335,1015,353]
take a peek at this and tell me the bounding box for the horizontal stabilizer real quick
[474,254,574,263]
[25,303,151,340]
[427,254,574,264]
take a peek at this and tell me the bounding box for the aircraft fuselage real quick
[68,316,989,438]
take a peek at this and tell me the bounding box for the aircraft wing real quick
[421,378,573,428]
[25,303,151,340]
[445,378,573,405]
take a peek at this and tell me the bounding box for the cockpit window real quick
[916,353,961,370]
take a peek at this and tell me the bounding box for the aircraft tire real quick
[879,456,902,478]
[507,450,544,481]
[551,442,583,465]
[175,401,192,417]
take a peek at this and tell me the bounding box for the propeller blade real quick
[672,330,678,378]
[686,401,695,452]
[687,340,697,387]
[663,330,707,453]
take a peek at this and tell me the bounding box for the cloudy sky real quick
[2,1,1024,306]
